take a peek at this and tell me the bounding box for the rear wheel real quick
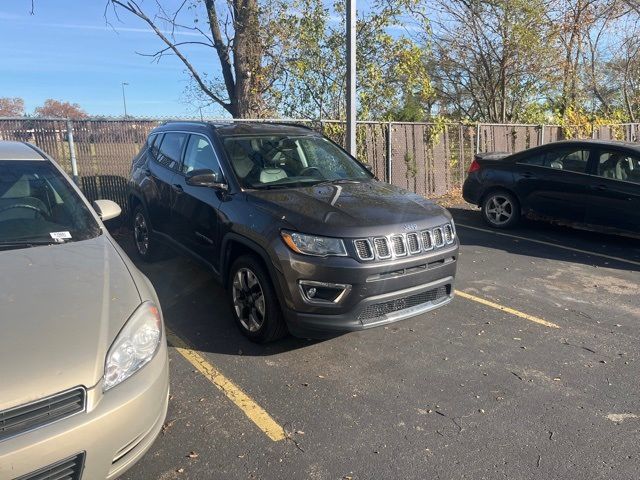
[481,191,520,229]
[132,205,160,261]
[228,255,288,343]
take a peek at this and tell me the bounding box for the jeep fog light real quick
[299,280,352,304]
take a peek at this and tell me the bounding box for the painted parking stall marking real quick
[457,223,640,269]
[456,290,560,329]
[165,328,287,442]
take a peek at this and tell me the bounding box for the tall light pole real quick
[346,0,356,156]
[121,82,129,118]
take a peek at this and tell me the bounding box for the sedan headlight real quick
[281,230,347,257]
[104,301,162,391]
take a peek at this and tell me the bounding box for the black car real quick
[128,121,458,342]
[462,140,640,233]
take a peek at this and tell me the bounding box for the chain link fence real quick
[1,117,638,214]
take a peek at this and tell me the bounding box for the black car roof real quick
[533,139,640,151]
[151,121,317,137]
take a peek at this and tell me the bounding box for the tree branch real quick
[109,0,231,112]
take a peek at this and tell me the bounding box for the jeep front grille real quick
[353,223,455,261]
[373,238,391,259]
[353,239,374,260]
[433,227,445,247]
[443,224,455,244]
[406,233,420,253]
[391,236,407,256]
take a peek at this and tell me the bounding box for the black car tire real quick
[481,190,521,229]
[228,255,288,343]
[132,204,160,262]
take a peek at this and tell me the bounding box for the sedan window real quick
[0,161,100,248]
[597,151,640,184]
[520,148,589,173]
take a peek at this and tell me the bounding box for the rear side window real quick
[519,148,590,173]
[155,132,188,171]
[597,150,640,184]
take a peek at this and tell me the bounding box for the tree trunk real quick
[232,0,263,118]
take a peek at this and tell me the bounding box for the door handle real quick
[172,184,184,193]
[591,184,607,191]
[522,171,534,179]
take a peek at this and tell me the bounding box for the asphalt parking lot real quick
[115,205,640,480]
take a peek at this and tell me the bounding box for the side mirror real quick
[93,199,121,221]
[185,169,227,190]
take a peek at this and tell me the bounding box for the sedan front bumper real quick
[0,341,169,480]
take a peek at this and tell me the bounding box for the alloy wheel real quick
[134,212,150,256]
[232,268,266,333]
[485,195,514,226]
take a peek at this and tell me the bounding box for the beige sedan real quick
[0,141,169,479]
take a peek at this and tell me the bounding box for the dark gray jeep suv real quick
[128,122,458,342]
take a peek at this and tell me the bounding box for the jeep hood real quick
[0,234,141,411]
[248,180,452,237]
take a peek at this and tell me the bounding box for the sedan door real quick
[585,147,640,233]
[514,145,593,222]
[170,134,225,271]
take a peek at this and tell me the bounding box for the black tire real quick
[481,190,521,229]
[228,255,288,343]
[132,204,160,262]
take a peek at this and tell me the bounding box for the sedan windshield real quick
[222,135,373,189]
[0,160,101,248]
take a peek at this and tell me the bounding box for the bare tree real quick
[429,0,552,122]
[107,0,268,118]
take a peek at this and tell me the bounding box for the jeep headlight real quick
[104,302,162,391]
[281,230,347,257]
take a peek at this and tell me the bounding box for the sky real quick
[0,1,229,118]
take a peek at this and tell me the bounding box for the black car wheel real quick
[229,255,288,343]
[482,191,520,229]
[132,205,160,261]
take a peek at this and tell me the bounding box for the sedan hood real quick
[0,234,141,411]
[248,180,451,237]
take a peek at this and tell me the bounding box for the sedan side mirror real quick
[93,199,121,221]
[185,169,228,190]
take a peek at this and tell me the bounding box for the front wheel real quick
[228,255,288,343]
[481,191,520,229]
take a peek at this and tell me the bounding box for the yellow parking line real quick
[456,223,640,269]
[165,328,286,442]
[455,290,560,329]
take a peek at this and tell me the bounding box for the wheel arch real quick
[480,186,522,213]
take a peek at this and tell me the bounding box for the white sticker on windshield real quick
[50,231,72,241]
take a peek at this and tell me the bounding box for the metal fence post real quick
[66,119,79,185]
[386,121,393,183]
[540,124,545,145]
[475,123,481,153]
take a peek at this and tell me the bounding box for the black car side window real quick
[182,135,223,178]
[597,150,640,184]
[155,132,188,171]
[521,148,589,173]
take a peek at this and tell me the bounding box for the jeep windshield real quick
[222,135,373,190]
[0,160,101,250]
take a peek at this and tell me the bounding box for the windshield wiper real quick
[0,239,65,251]
[312,179,363,186]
